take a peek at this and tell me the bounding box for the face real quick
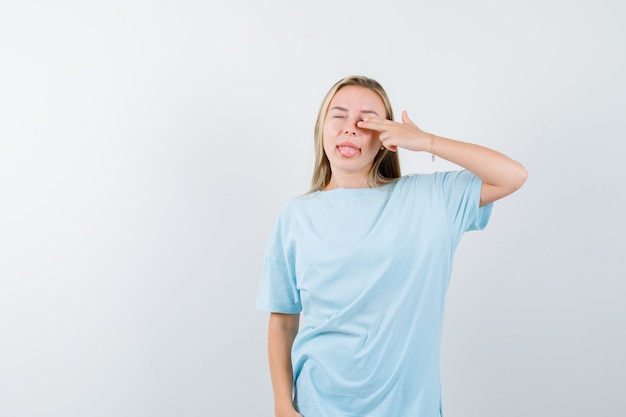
[322,85,386,180]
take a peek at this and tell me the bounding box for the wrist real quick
[429,133,436,161]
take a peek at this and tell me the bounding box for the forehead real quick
[329,85,385,112]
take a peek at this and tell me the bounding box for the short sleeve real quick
[255,208,302,314]
[440,170,493,241]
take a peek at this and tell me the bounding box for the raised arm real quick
[358,111,528,206]
[268,312,302,417]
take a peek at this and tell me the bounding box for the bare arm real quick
[359,111,528,206]
[268,312,302,417]
[426,134,527,206]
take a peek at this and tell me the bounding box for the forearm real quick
[359,113,527,203]
[268,313,300,415]
[430,134,527,205]
[431,135,527,189]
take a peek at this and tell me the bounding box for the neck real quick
[324,173,368,190]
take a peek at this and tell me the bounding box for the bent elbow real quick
[506,162,528,192]
[514,164,528,190]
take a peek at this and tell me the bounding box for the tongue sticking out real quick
[338,145,360,158]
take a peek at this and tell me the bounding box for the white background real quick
[1,0,624,416]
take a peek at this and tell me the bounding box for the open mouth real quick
[337,142,360,158]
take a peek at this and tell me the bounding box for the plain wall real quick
[1,0,624,416]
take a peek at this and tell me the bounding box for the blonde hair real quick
[310,75,401,192]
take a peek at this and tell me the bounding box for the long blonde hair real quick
[310,76,401,192]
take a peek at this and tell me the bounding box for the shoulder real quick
[273,191,320,220]
[284,191,320,209]
[390,172,480,202]
[391,172,438,190]
[396,171,477,187]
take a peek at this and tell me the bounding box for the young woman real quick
[256,75,527,417]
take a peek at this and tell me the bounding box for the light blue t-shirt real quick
[256,171,492,417]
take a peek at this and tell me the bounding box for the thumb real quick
[401,110,417,127]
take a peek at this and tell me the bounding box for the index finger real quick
[357,117,392,131]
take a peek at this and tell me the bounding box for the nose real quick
[343,118,358,136]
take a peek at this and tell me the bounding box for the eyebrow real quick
[329,106,380,117]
